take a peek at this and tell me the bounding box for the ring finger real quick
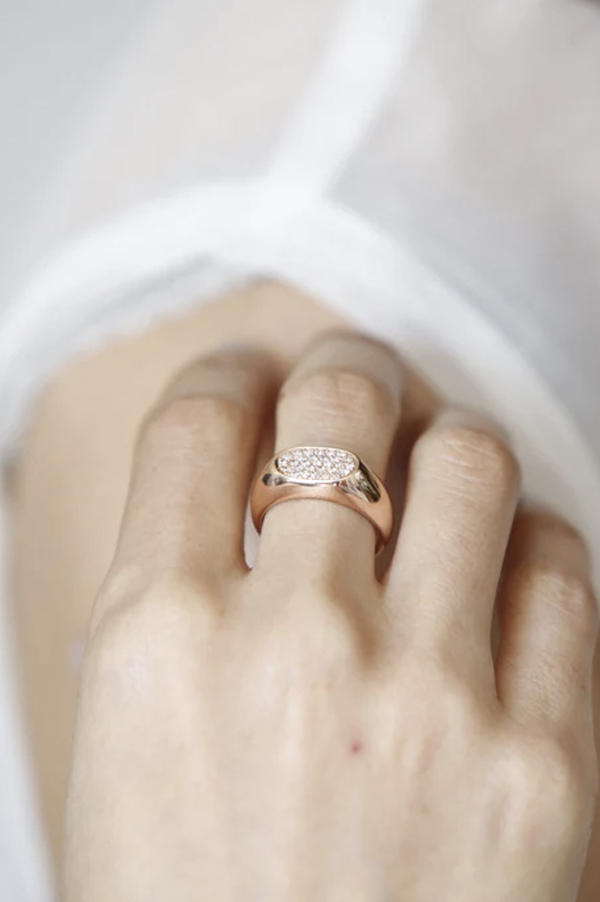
[254,331,404,586]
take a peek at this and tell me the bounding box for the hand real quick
[63,331,598,902]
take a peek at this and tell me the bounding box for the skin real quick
[9,282,600,899]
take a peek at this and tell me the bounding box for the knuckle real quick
[90,572,217,665]
[542,740,581,791]
[395,651,481,728]
[378,653,485,765]
[139,393,248,450]
[418,422,520,492]
[506,736,593,830]
[275,590,361,669]
[91,563,145,627]
[518,510,589,551]
[241,593,363,723]
[438,674,481,727]
[283,367,397,428]
[533,739,593,826]
[515,563,598,631]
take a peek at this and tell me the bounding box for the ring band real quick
[251,446,393,554]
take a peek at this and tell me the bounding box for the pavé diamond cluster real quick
[276,447,357,483]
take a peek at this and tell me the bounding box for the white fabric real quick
[1,0,600,897]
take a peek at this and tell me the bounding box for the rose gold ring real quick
[251,446,393,554]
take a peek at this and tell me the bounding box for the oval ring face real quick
[275,447,358,484]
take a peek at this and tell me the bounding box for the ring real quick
[251,446,393,554]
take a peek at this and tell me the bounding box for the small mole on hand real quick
[350,741,363,755]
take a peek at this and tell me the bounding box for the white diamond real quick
[276,447,357,483]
